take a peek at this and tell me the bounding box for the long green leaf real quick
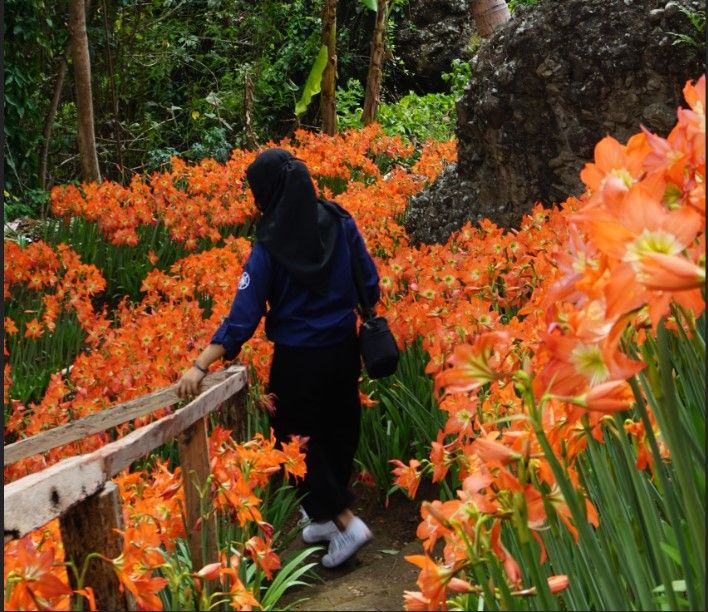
[260,546,321,609]
[360,0,377,10]
[294,45,328,117]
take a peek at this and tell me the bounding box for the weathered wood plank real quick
[4,369,233,466]
[4,366,246,541]
[102,367,246,477]
[179,416,218,571]
[4,455,106,544]
[60,482,133,611]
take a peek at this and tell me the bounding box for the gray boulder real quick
[406,0,704,245]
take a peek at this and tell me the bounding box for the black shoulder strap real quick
[343,221,375,322]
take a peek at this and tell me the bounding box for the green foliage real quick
[3,189,50,222]
[336,58,470,144]
[335,78,365,131]
[442,57,472,98]
[356,341,446,495]
[154,478,320,611]
[43,218,188,304]
[508,0,541,12]
[4,0,66,193]
[669,4,706,55]
[5,307,84,407]
[185,127,233,163]
[377,92,456,143]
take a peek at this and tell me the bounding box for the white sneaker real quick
[302,520,339,543]
[321,517,373,568]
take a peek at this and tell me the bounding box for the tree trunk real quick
[244,71,257,149]
[471,0,511,38]
[362,0,387,126]
[39,58,68,194]
[40,0,93,194]
[320,0,337,136]
[69,0,101,183]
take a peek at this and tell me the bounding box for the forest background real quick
[3,0,508,220]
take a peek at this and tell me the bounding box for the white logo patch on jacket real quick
[238,271,250,290]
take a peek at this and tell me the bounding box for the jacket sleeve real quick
[347,218,381,307]
[210,243,271,360]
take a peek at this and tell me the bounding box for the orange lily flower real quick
[405,554,456,611]
[245,536,281,580]
[637,252,705,291]
[390,458,423,499]
[436,331,512,394]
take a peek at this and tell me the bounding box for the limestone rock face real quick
[405,0,704,245]
[392,0,475,94]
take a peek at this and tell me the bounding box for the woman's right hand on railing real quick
[177,366,207,399]
[177,344,226,399]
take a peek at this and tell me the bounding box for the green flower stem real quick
[523,401,625,608]
[630,377,702,611]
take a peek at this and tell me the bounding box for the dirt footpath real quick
[278,483,426,611]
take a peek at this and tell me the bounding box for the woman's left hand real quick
[177,367,206,399]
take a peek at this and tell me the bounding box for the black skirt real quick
[268,334,362,521]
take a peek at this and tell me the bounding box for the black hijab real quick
[246,148,347,294]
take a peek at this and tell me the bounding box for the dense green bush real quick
[337,58,471,144]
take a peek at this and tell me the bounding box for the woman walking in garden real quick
[177,148,379,568]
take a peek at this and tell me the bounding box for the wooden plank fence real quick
[3,365,248,610]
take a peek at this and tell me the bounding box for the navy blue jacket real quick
[211,216,380,360]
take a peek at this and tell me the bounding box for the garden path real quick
[279,483,425,611]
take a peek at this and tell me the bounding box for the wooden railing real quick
[4,365,248,610]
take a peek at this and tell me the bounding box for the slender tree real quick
[319,0,338,135]
[69,0,101,182]
[39,53,69,193]
[362,0,387,125]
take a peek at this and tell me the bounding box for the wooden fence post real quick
[178,415,218,571]
[59,481,132,611]
[218,386,249,442]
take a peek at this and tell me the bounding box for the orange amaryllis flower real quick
[195,562,222,581]
[279,435,308,482]
[24,318,44,339]
[637,252,706,291]
[417,500,464,552]
[390,458,422,499]
[229,581,261,610]
[580,133,649,201]
[429,432,456,483]
[513,575,570,597]
[547,574,570,593]
[117,574,168,611]
[581,379,635,413]
[471,435,521,465]
[74,587,97,611]
[245,536,281,580]
[405,554,456,611]
[490,520,522,587]
[222,478,263,526]
[4,538,73,611]
[5,317,18,335]
[403,590,431,611]
[436,331,512,394]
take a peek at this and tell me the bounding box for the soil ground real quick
[277,482,431,611]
